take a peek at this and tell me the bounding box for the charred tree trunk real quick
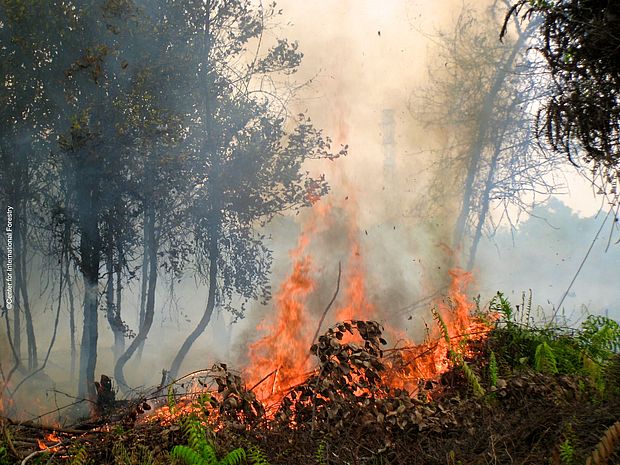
[114,204,157,389]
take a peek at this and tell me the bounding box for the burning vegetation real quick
[2,258,620,464]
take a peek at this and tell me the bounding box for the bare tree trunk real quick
[77,205,101,400]
[1,254,21,383]
[168,0,218,381]
[114,205,157,389]
[115,254,124,354]
[467,139,503,270]
[168,223,218,380]
[12,283,21,368]
[66,258,77,377]
[104,236,123,360]
[136,223,149,361]
[452,24,534,249]
[15,212,37,371]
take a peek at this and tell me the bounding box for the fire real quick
[244,201,491,406]
[148,200,492,426]
[246,255,315,404]
[334,242,374,323]
[37,432,62,451]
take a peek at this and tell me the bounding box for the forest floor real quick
[2,306,620,465]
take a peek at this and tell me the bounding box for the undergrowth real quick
[489,292,620,396]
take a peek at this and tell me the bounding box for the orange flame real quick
[246,255,315,403]
[150,201,491,426]
[37,432,61,451]
[244,202,490,406]
[244,202,333,404]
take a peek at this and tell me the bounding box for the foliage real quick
[534,341,558,374]
[503,0,620,196]
[247,447,270,465]
[314,440,327,465]
[0,444,9,465]
[488,351,498,387]
[559,438,575,465]
[489,294,620,393]
[68,446,89,465]
[432,308,485,397]
[170,414,267,465]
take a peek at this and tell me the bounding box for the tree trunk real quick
[167,0,219,381]
[77,206,101,400]
[115,256,124,354]
[168,223,219,380]
[114,205,157,389]
[136,221,149,361]
[105,235,124,360]
[15,210,37,371]
[66,258,77,376]
[452,23,534,249]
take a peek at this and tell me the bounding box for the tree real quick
[0,0,79,381]
[164,0,346,379]
[412,4,564,269]
[48,0,148,398]
[503,0,620,198]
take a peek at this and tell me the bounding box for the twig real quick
[5,418,97,435]
[2,420,21,460]
[311,261,341,348]
[20,445,61,465]
[554,207,612,318]
[248,369,278,393]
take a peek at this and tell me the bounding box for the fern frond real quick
[219,448,246,465]
[559,439,575,465]
[168,386,177,414]
[457,353,485,397]
[585,421,620,465]
[491,292,513,321]
[172,445,209,465]
[489,351,498,387]
[68,446,89,465]
[432,308,451,345]
[315,440,327,465]
[535,341,558,374]
[248,446,270,465]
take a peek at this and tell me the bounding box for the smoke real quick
[5,0,613,423]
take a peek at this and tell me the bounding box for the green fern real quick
[559,439,575,465]
[172,445,211,465]
[488,351,498,387]
[534,341,558,374]
[171,416,247,465]
[247,446,270,465]
[490,292,513,322]
[68,446,89,465]
[167,386,177,414]
[315,440,327,465]
[431,308,451,345]
[453,351,486,397]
